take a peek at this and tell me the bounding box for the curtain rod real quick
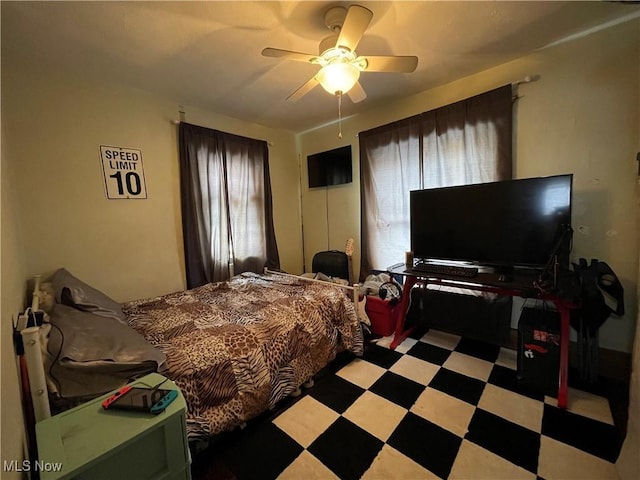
[170,118,273,146]
[512,75,539,102]
[512,75,538,87]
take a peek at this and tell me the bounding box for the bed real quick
[23,268,364,441]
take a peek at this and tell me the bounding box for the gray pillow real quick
[46,304,166,398]
[50,268,125,324]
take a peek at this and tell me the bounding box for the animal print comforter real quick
[123,272,363,440]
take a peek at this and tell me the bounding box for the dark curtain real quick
[359,85,513,278]
[179,122,279,288]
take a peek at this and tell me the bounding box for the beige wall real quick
[2,67,302,303]
[1,108,29,477]
[616,16,640,479]
[298,18,639,354]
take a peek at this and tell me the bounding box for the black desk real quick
[386,264,579,409]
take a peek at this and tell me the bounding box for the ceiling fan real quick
[262,4,418,103]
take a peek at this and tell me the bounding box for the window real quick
[359,85,513,276]
[179,123,279,287]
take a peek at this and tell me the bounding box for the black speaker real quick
[517,307,561,397]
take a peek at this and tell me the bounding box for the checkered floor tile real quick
[192,329,625,480]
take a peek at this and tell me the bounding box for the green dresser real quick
[36,373,191,480]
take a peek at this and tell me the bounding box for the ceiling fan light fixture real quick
[262,4,416,104]
[317,62,360,95]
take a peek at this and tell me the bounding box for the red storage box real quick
[365,296,399,336]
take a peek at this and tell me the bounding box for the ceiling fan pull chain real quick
[338,92,343,139]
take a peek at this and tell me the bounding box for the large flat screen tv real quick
[410,174,573,270]
[307,145,353,188]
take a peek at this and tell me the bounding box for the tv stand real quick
[387,264,579,410]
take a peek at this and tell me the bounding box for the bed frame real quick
[21,270,361,424]
[21,275,51,422]
[264,267,360,302]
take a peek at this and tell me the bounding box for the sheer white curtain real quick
[225,139,274,275]
[179,123,279,287]
[360,117,422,273]
[359,85,513,276]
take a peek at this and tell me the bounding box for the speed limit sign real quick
[100,145,148,199]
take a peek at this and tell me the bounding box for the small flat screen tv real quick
[410,174,573,270]
[307,145,353,188]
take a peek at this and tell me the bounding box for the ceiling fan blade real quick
[347,81,367,103]
[287,76,319,101]
[361,55,418,73]
[336,5,373,52]
[262,47,316,63]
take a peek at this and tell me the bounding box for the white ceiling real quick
[2,1,639,132]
